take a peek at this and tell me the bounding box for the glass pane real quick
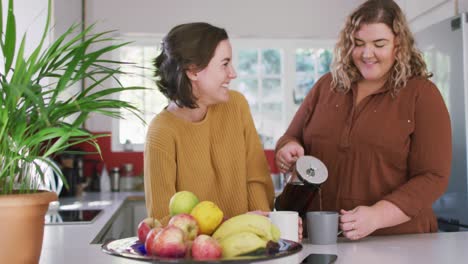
[434,52,450,107]
[296,48,315,72]
[261,49,281,75]
[294,73,315,105]
[235,78,259,112]
[238,49,258,75]
[119,114,146,144]
[318,49,333,75]
[294,48,332,106]
[145,88,168,116]
[259,102,282,149]
[121,47,143,67]
[261,102,282,113]
[262,78,281,101]
[118,45,168,146]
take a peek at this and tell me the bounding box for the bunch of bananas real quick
[212,214,281,258]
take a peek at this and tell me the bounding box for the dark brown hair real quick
[154,22,228,108]
[331,0,431,94]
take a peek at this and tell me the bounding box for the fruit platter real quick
[102,236,302,263]
[101,191,302,262]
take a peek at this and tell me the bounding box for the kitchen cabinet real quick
[92,196,146,244]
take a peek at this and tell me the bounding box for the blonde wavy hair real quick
[331,0,431,95]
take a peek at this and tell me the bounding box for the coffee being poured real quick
[275,155,328,212]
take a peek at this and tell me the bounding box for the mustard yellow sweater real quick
[144,90,274,221]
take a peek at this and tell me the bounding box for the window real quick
[111,37,333,151]
[231,39,333,149]
[234,48,284,149]
[111,36,166,152]
[423,50,450,108]
[295,48,333,105]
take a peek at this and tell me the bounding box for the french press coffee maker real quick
[276,155,328,213]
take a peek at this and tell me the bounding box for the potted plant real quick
[0,0,144,262]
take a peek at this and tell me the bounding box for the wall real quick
[84,0,364,39]
[4,0,83,98]
[10,0,49,56]
[1,0,49,69]
[461,0,468,12]
[8,0,82,58]
[406,0,457,32]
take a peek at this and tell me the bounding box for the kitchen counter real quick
[40,192,468,264]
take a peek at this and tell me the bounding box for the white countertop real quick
[40,192,468,264]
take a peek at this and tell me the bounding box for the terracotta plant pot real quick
[0,191,57,264]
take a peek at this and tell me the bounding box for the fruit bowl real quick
[101,237,302,263]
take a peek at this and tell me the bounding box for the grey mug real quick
[306,211,340,245]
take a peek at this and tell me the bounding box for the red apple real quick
[147,226,187,258]
[168,213,199,240]
[137,217,162,243]
[144,227,163,254]
[191,234,222,260]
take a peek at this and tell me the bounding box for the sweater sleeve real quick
[144,120,177,222]
[236,92,275,211]
[383,81,452,217]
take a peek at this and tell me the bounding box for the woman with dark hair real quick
[144,22,274,223]
[275,0,451,239]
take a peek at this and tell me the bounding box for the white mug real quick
[269,211,299,242]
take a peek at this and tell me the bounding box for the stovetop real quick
[45,209,103,225]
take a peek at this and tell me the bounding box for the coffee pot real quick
[276,155,328,214]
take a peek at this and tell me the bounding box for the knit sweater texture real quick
[144,90,274,222]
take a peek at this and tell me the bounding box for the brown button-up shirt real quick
[276,73,452,235]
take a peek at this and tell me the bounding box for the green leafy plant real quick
[0,0,144,194]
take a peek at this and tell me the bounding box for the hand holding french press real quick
[275,141,304,173]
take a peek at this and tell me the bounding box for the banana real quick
[212,213,280,242]
[219,231,267,258]
[271,223,281,242]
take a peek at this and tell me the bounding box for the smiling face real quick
[352,23,397,85]
[190,39,237,107]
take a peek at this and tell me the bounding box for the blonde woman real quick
[275,0,451,240]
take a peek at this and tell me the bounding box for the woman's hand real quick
[339,206,379,240]
[339,200,411,240]
[275,142,304,173]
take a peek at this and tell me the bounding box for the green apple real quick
[169,191,199,216]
